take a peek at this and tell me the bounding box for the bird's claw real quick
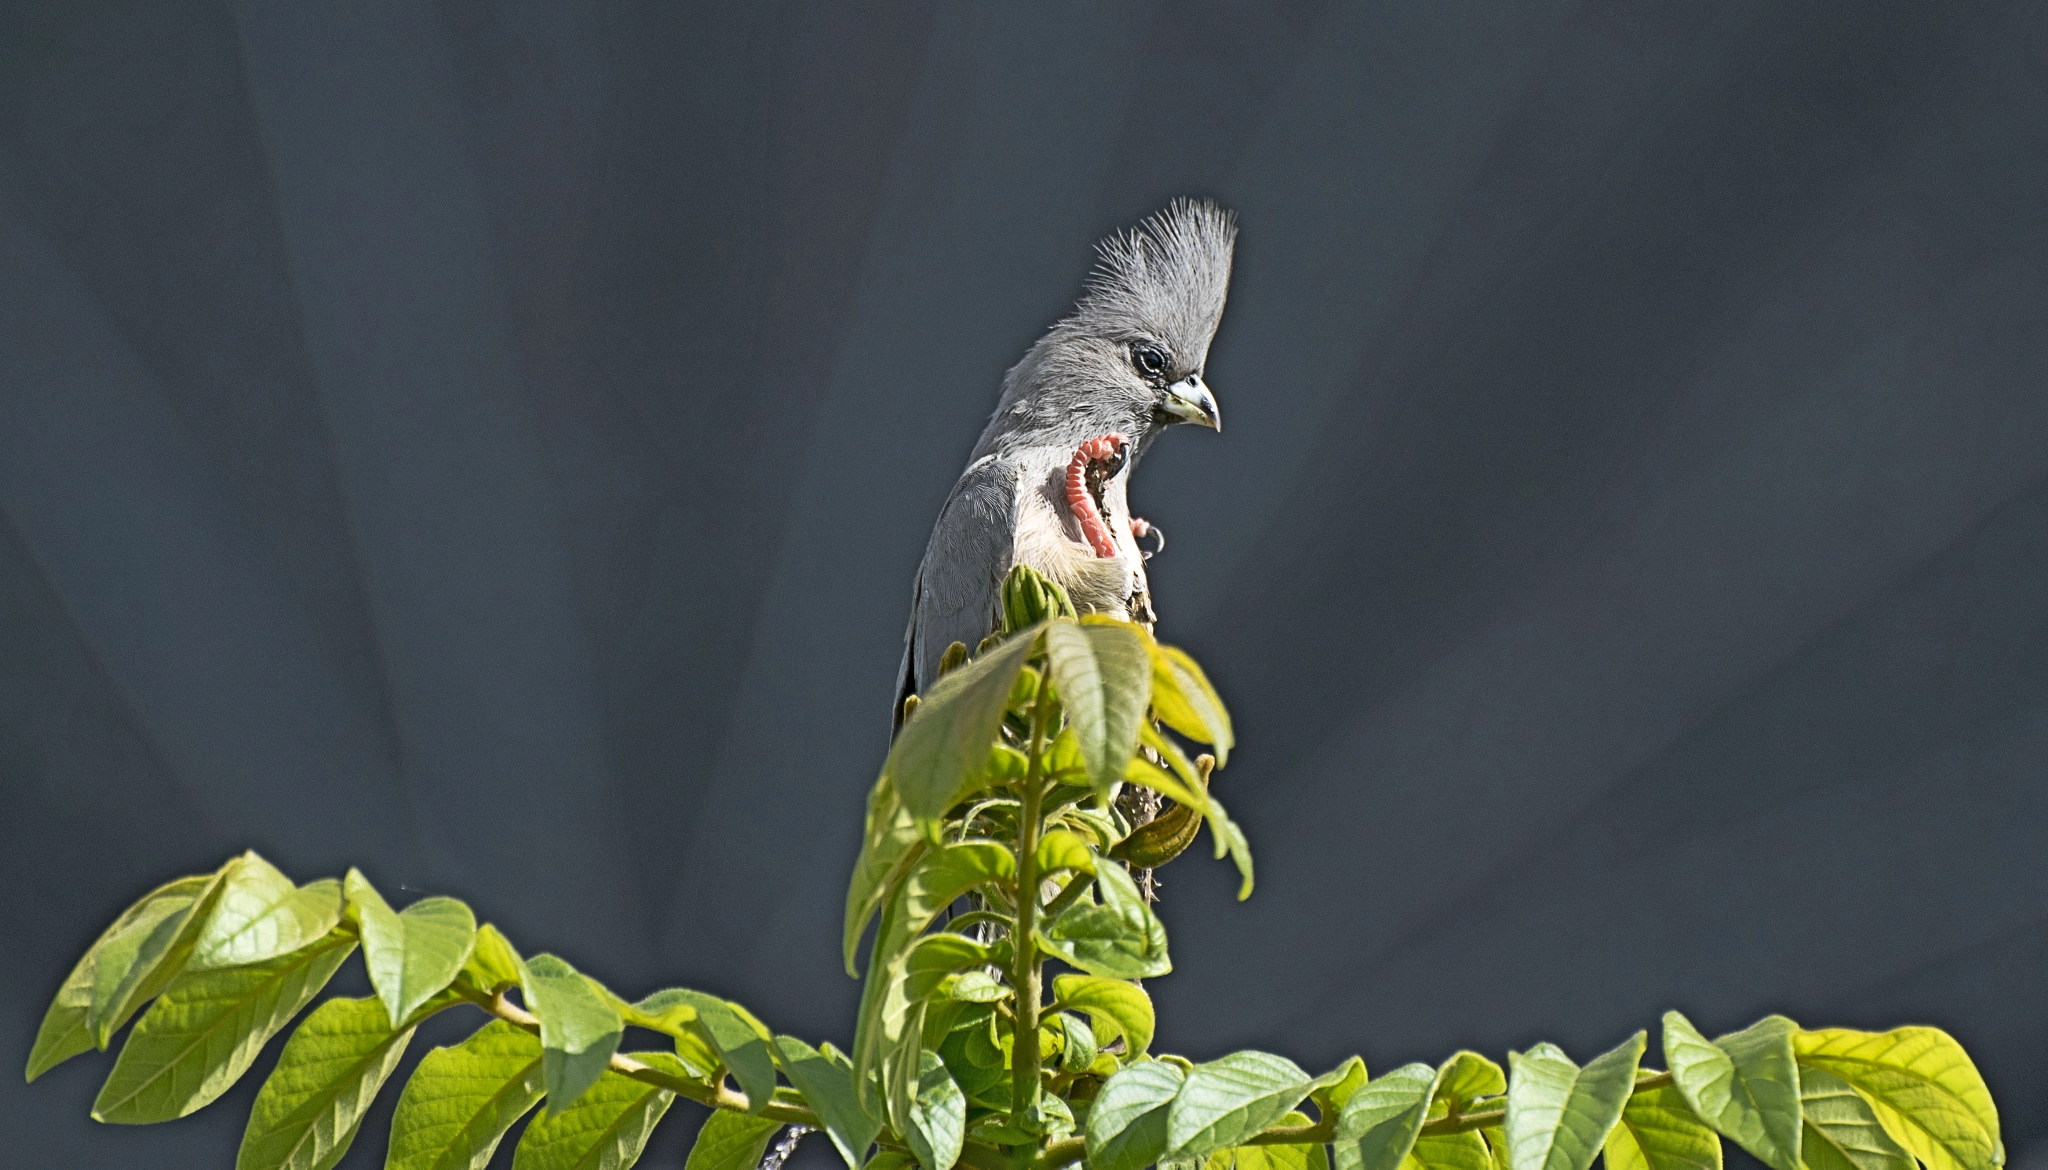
[1075,433,1129,477]
[1131,517,1165,560]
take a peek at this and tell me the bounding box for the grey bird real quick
[897,198,1236,716]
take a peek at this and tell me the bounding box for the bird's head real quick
[992,198,1236,450]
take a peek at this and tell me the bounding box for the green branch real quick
[25,565,2002,1170]
[1031,1135,1087,1170]
[1010,663,1055,1127]
[472,986,823,1129]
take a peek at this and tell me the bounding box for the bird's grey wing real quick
[897,456,1016,719]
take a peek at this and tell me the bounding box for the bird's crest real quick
[1077,198,1237,348]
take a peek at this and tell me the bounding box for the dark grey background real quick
[3,1,2045,1167]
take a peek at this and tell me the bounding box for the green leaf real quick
[1435,1052,1507,1112]
[25,974,97,1082]
[941,971,1009,1004]
[693,999,778,1113]
[1045,619,1152,791]
[1123,746,1208,809]
[905,1049,965,1170]
[1504,1033,1644,1170]
[1010,664,1049,717]
[236,996,418,1170]
[1044,725,1087,781]
[92,931,356,1123]
[1480,1122,1509,1170]
[1664,1013,1802,1170]
[1206,798,1255,901]
[904,935,995,1002]
[1239,1144,1332,1170]
[1225,1112,1332,1170]
[937,1030,1006,1111]
[683,1109,784,1170]
[386,1019,547,1170]
[1799,1064,1912,1170]
[879,1007,929,1135]
[1168,1050,1316,1161]
[1793,1027,1999,1170]
[1134,726,1253,899]
[1410,1132,1494,1170]
[614,990,716,1080]
[775,1036,881,1170]
[1336,1053,1497,1170]
[461,924,526,994]
[26,871,214,1081]
[344,870,478,1029]
[854,842,1017,1094]
[1314,1056,1369,1115]
[888,626,1042,820]
[1089,1059,1188,1170]
[1038,861,1170,979]
[91,861,239,1048]
[513,1052,688,1170]
[522,955,625,1116]
[193,856,343,972]
[889,842,1017,937]
[1052,974,1154,1060]
[1150,642,1233,765]
[1058,1012,1099,1072]
[844,773,929,977]
[1337,1063,1434,1170]
[1038,1089,1080,1138]
[1602,1080,1721,1170]
[1035,829,1098,877]
[631,989,777,1112]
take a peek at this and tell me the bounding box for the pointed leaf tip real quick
[520,954,624,1117]
[345,871,476,1030]
[516,1052,688,1170]
[1794,1026,1998,1170]
[1167,1050,1314,1161]
[1504,1032,1643,1170]
[387,1020,545,1170]
[92,932,357,1124]
[1664,1013,1802,1170]
[1089,1060,1186,1170]
[235,996,417,1170]
[1045,619,1152,792]
[1150,642,1233,764]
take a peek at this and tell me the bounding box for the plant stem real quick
[1032,1136,1087,1170]
[1194,1069,1686,1154]
[470,986,821,1128]
[945,910,1013,933]
[1400,1071,1672,1139]
[1010,664,1055,1127]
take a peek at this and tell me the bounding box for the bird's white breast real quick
[1008,453,1149,622]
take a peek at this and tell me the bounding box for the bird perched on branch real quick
[898,199,1236,720]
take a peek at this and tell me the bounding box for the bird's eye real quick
[1131,344,1169,379]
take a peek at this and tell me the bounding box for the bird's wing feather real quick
[897,455,1016,716]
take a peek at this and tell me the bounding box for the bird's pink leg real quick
[1065,433,1127,559]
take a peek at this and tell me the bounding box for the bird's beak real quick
[1159,375,1221,431]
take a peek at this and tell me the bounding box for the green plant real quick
[26,566,2006,1170]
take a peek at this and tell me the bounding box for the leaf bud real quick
[936,641,969,678]
[1001,564,1076,633]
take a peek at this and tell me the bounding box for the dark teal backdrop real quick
[3,2,2045,1167]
